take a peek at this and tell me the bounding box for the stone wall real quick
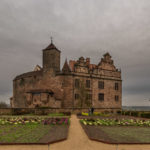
[0,107,121,115]
[13,70,63,108]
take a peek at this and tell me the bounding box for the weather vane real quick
[50,37,53,44]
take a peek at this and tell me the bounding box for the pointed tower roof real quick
[62,59,71,73]
[43,37,61,52]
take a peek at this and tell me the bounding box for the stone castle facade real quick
[11,40,122,109]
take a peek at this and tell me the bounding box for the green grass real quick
[22,113,66,117]
[100,126,150,143]
[0,124,51,143]
[47,113,65,116]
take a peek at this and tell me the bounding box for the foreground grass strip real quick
[0,124,51,143]
[100,126,150,143]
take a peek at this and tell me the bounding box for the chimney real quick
[86,58,90,65]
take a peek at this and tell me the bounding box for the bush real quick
[140,112,150,119]
[124,111,130,115]
[82,112,89,116]
[62,112,71,116]
[104,110,110,114]
[77,112,81,116]
[117,110,121,114]
[0,102,9,108]
[121,110,150,119]
[11,108,34,115]
[131,111,139,117]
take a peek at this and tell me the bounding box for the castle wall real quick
[60,74,74,107]
[12,41,122,110]
[92,78,122,108]
[13,70,63,108]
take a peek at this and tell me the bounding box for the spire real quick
[62,59,71,73]
[50,36,53,44]
[43,37,61,52]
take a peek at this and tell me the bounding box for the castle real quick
[11,40,122,109]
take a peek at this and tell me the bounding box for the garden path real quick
[50,114,116,150]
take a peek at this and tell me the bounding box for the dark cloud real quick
[0,0,150,106]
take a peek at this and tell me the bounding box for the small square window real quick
[115,83,119,90]
[75,93,79,99]
[115,95,119,101]
[98,93,104,101]
[98,81,104,89]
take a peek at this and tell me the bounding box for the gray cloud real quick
[0,0,150,106]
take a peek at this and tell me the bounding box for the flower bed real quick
[0,117,70,144]
[80,118,150,126]
[79,112,111,117]
[0,117,69,125]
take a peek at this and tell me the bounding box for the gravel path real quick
[50,115,116,150]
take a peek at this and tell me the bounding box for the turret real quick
[42,38,61,72]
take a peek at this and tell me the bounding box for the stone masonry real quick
[11,40,122,109]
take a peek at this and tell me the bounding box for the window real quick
[98,81,104,89]
[75,93,79,99]
[75,79,80,88]
[86,94,92,100]
[115,83,119,90]
[98,93,104,101]
[115,95,119,101]
[86,80,90,88]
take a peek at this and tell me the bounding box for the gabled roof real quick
[34,65,42,71]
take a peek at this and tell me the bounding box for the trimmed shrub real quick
[117,110,121,114]
[140,112,150,119]
[131,111,139,117]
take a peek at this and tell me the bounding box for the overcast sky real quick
[0,0,150,106]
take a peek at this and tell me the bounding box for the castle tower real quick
[42,38,61,72]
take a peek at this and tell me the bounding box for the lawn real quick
[0,124,51,143]
[0,116,70,143]
[99,126,150,143]
[81,124,150,144]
